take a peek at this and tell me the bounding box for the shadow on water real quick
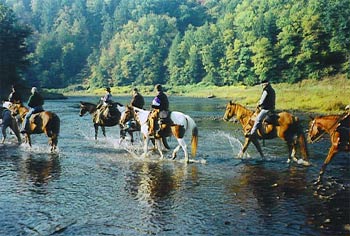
[224,159,350,235]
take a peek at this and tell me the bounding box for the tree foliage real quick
[1,0,349,89]
[0,3,31,94]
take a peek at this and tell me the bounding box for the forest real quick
[0,0,349,93]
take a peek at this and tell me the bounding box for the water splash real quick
[219,131,250,159]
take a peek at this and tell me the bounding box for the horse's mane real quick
[232,102,254,115]
[315,114,342,120]
[80,101,96,107]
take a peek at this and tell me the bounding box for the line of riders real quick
[1,82,349,153]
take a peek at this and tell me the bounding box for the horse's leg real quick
[238,137,251,158]
[155,139,164,159]
[128,131,134,144]
[286,141,298,163]
[94,124,98,140]
[297,132,309,162]
[141,135,150,158]
[172,144,181,160]
[27,134,32,147]
[101,126,106,137]
[316,146,337,185]
[173,138,188,163]
[1,125,7,144]
[252,138,264,158]
[11,120,21,144]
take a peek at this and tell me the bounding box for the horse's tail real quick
[294,116,309,160]
[186,115,198,158]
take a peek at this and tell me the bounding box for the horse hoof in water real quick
[297,159,311,166]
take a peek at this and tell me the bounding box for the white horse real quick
[1,101,21,144]
[120,106,198,163]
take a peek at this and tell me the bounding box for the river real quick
[0,96,349,236]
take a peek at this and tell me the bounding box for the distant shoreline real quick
[55,74,349,114]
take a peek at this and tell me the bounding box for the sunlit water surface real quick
[0,96,349,236]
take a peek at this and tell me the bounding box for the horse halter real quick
[79,106,88,116]
[309,120,323,143]
[309,117,341,144]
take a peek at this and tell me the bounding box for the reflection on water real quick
[0,97,349,235]
[18,153,61,188]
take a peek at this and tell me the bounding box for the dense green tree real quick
[1,0,349,89]
[0,3,31,94]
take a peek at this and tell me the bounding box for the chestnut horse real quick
[223,101,309,165]
[308,114,350,184]
[120,105,198,163]
[8,103,60,152]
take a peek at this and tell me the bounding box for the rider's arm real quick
[258,90,268,107]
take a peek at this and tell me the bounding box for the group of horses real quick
[1,99,348,185]
[79,101,198,163]
[223,101,349,185]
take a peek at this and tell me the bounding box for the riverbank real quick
[57,74,349,114]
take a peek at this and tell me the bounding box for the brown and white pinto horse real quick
[120,105,198,163]
[308,114,350,184]
[223,101,309,165]
[8,103,60,152]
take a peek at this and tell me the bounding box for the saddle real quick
[149,110,172,138]
[29,113,43,132]
[99,103,120,121]
[263,112,279,126]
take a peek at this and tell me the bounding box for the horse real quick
[1,102,21,144]
[79,101,137,142]
[308,114,350,185]
[120,105,198,163]
[8,103,60,152]
[223,101,309,165]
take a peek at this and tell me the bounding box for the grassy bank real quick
[58,74,349,114]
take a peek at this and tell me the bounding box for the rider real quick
[149,84,169,137]
[8,84,22,104]
[122,88,145,132]
[130,88,145,109]
[336,104,350,149]
[248,79,276,138]
[20,87,44,134]
[95,87,113,123]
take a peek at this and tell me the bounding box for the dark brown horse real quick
[8,103,60,152]
[79,101,137,142]
[223,101,309,165]
[308,114,350,184]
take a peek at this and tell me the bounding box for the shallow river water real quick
[0,96,349,236]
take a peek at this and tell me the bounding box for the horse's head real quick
[223,101,238,122]
[79,102,90,116]
[307,117,323,143]
[8,103,21,116]
[120,105,135,125]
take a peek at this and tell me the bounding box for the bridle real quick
[309,116,342,144]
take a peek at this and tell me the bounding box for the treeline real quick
[0,0,349,91]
